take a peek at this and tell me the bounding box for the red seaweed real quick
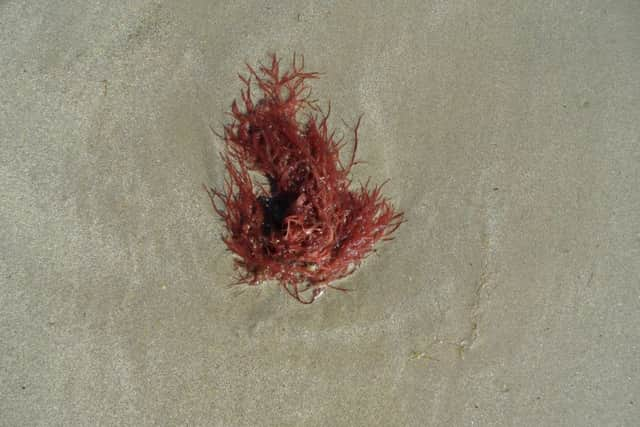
[205,54,404,303]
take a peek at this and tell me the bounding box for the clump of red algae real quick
[205,54,404,304]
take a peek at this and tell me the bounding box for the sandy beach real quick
[1,1,639,425]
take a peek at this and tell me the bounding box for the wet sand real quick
[1,1,639,425]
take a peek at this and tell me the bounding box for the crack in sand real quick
[457,190,500,356]
[459,265,491,354]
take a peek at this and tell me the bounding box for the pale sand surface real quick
[1,1,639,426]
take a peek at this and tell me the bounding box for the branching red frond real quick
[208,54,404,303]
